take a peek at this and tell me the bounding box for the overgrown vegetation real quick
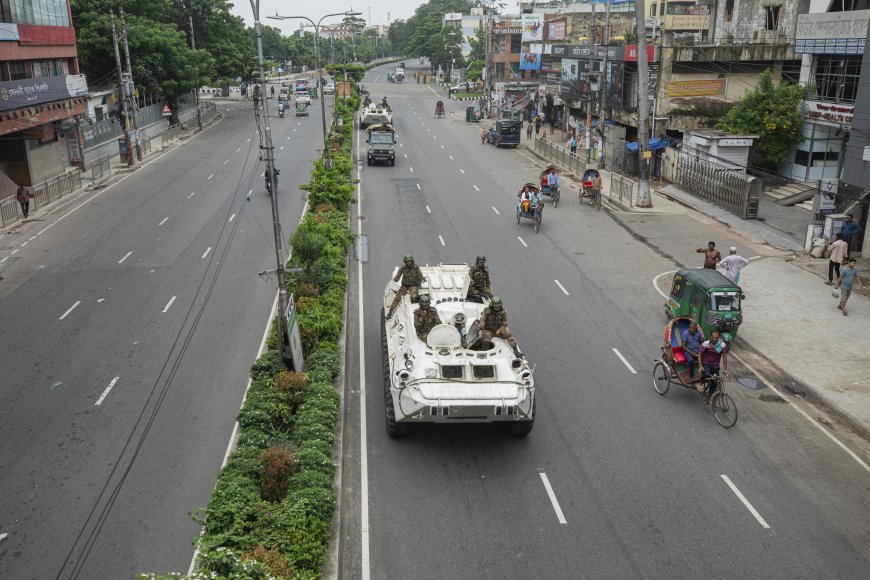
[141,66,363,580]
[716,69,807,169]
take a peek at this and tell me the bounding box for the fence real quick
[1,169,82,228]
[90,154,111,179]
[81,102,165,149]
[161,124,182,147]
[200,102,218,125]
[610,173,635,207]
[675,151,762,219]
[533,136,585,176]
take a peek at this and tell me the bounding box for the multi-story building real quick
[0,0,88,193]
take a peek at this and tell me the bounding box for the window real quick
[471,365,495,379]
[660,3,665,15]
[724,0,734,22]
[794,149,809,166]
[510,34,521,54]
[814,56,862,103]
[764,5,781,31]
[441,365,464,379]
[709,292,740,312]
[650,3,656,17]
[9,61,28,80]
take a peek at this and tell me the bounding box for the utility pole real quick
[119,7,142,161]
[598,0,611,168]
[634,0,652,207]
[254,6,291,368]
[585,0,597,161]
[189,14,203,130]
[110,10,133,167]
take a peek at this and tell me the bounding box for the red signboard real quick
[623,45,658,62]
[17,24,76,46]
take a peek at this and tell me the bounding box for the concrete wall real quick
[26,139,65,184]
[81,118,169,167]
[841,25,870,191]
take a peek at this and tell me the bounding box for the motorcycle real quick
[278,103,285,118]
[265,170,279,193]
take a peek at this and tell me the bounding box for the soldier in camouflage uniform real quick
[467,255,492,300]
[476,296,512,350]
[387,255,425,318]
[413,295,441,341]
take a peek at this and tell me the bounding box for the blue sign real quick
[519,52,542,71]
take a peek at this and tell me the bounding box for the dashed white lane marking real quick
[228,213,237,223]
[236,148,241,153]
[293,128,297,133]
[404,153,408,159]
[297,121,301,126]
[59,301,81,320]
[0,532,7,542]
[492,207,500,215]
[158,217,169,226]
[260,172,265,177]
[612,348,637,374]
[223,160,229,165]
[162,296,177,313]
[118,252,132,264]
[441,144,445,149]
[438,235,446,246]
[426,205,431,214]
[409,166,414,173]
[11,249,18,255]
[280,145,284,151]
[201,247,213,260]
[539,473,568,525]
[433,135,437,139]
[188,192,196,199]
[416,184,421,190]
[95,376,120,406]
[1,256,8,263]
[473,185,479,191]
[97,298,105,303]
[207,174,214,180]
[20,241,27,247]
[29,236,36,241]
[247,138,251,142]
[248,189,253,196]
[721,475,770,528]
[517,236,528,247]
[449,155,454,160]
[399,143,403,148]
[287,136,291,140]
[459,169,465,174]
[427,128,431,132]
[554,280,570,296]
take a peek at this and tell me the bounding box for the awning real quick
[626,138,669,151]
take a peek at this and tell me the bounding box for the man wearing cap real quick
[834,258,863,316]
[387,255,425,319]
[841,213,863,258]
[467,256,493,300]
[719,247,749,284]
[414,295,440,340]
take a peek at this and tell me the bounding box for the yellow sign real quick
[664,79,726,98]
[643,151,652,159]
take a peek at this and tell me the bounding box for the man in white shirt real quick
[826,233,848,286]
[719,247,749,284]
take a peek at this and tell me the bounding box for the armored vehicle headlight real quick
[404,359,414,370]
[398,370,410,381]
[521,370,531,381]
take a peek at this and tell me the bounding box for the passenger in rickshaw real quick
[436,100,444,114]
[699,329,729,397]
[680,320,705,380]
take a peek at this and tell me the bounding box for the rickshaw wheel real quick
[516,208,521,224]
[712,393,738,428]
[594,191,602,211]
[553,196,558,208]
[652,362,671,395]
[534,214,541,233]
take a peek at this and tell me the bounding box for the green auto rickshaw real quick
[466,103,482,122]
[664,268,744,342]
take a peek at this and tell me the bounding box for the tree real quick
[716,69,807,168]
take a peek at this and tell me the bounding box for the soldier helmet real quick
[476,255,486,264]
[490,296,502,308]
[418,294,431,306]
[403,254,414,263]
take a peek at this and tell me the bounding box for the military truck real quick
[381,263,536,437]
[366,124,397,166]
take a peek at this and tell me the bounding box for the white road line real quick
[29,236,36,241]
[554,279,570,296]
[207,174,214,180]
[473,185,480,191]
[201,247,212,260]
[721,475,770,528]
[539,473,568,524]
[95,376,120,406]
[438,235,446,246]
[427,128,431,132]
[158,216,169,226]
[459,168,465,174]
[416,183,421,190]
[404,153,408,159]
[440,144,445,149]
[356,127,371,580]
[223,160,228,165]
[750,255,761,260]
[187,192,196,199]
[433,135,437,139]
[280,145,284,150]
[399,143,403,148]
[517,236,528,247]
[293,128,297,133]
[10,249,17,255]
[248,189,253,196]
[59,300,81,320]
[162,296,177,313]
[409,166,414,173]
[246,138,251,142]
[612,348,637,374]
[491,206,500,215]
[228,213,237,223]
[449,155,454,160]
[118,251,132,264]
[426,205,431,214]
[0,532,6,542]
[0,257,7,263]
[20,241,27,247]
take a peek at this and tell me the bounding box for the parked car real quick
[323,81,335,95]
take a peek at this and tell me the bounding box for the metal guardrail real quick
[200,102,218,125]
[161,124,182,147]
[610,174,635,207]
[1,169,82,227]
[0,196,19,227]
[532,136,584,176]
[142,135,152,155]
[81,103,165,149]
[90,154,111,179]
[675,152,761,219]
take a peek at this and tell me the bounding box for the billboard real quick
[664,79,726,98]
[522,14,543,42]
[520,52,542,70]
[547,21,566,41]
[561,58,579,99]
[444,12,463,22]
[794,9,869,54]
[606,61,624,106]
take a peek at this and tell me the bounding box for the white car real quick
[323,81,335,95]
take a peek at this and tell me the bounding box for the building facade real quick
[0,0,88,195]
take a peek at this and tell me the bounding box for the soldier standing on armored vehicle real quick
[467,255,492,300]
[476,296,513,350]
[413,295,441,341]
[387,255,425,319]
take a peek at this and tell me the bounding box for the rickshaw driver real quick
[546,169,560,194]
[680,320,705,380]
[699,329,729,398]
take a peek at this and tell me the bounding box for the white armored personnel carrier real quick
[381,263,536,437]
[360,103,392,129]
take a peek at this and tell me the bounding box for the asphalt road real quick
[0,95,330,578]
[340,62,870,579]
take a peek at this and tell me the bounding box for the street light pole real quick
[251,0,291,367]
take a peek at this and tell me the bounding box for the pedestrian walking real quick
[465,80,470,93]
[567,135,578,156]
[834,258,863,316]
[549,114,556,133]
[719,247,748,284]
[841,213,863,258]
[16,182,30,218]
[270,85,274,98]
[826,233,849,285]
[534,116,542,135]
[696,241,721,269]
[526,122,533,140]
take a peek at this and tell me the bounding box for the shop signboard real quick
[802,100,854,124]
[522,14,544,42]
[520,52,542,70]
[0,74,88,113]
[561,58,579,99]
[444,12,463,22]
[547,21,566,41]
[795,10,869,55]
[664,78,726,98]
[606,61,624,106]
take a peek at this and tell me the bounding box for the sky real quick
[230,1,523,33]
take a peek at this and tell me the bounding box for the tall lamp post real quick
[269,9,362,170]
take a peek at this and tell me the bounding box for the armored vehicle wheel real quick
[509,399,535,436]
[516,208,521,224]
[390,159,395,166]
[652,362,670,395]
[712,392,738,428]
[382,309,408,437]
[367,158,371,166]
